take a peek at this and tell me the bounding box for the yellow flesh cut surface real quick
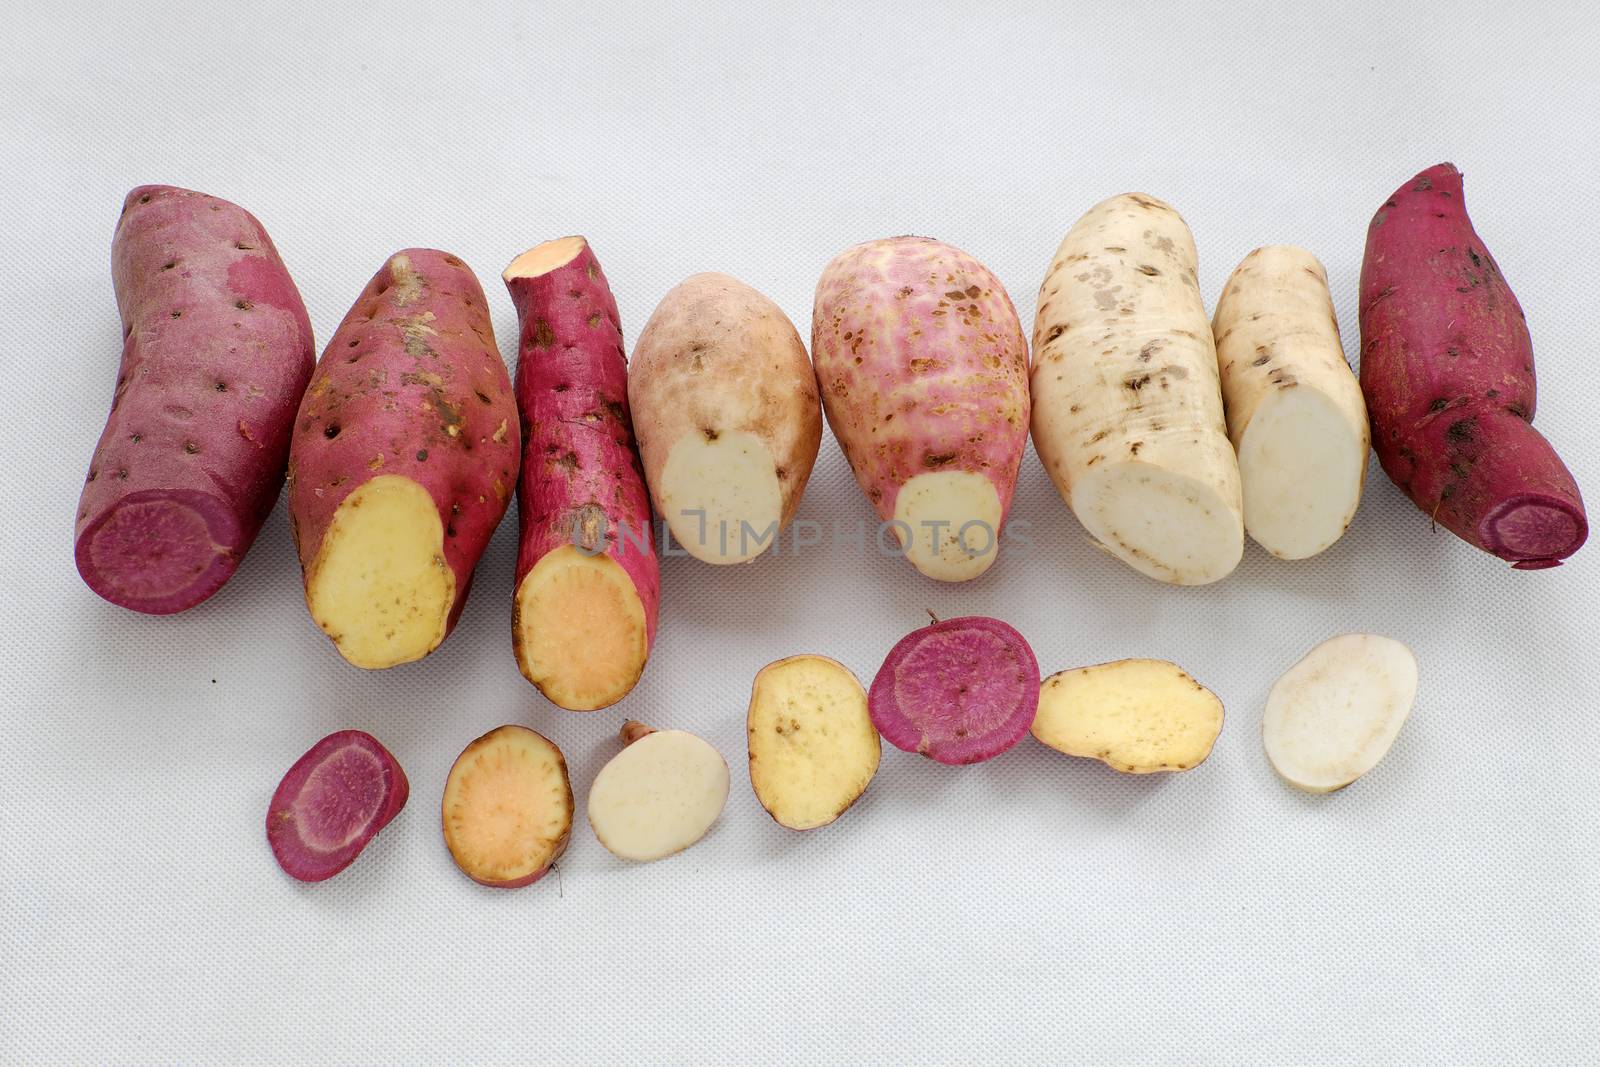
[516,546,648,711]
[748,656,880,830]
[307,475,454,669]
[1033,658,1224,773]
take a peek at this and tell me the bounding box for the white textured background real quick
[4,1,1598,1064]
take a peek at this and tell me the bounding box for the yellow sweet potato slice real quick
[1033,658,1223,773]
[747,655,880,830]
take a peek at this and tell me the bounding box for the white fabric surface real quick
[4,1,1598,1063]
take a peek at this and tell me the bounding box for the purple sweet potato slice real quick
[266,730,409,882]
[868,615,1040,765]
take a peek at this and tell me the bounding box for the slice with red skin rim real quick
[868,616,1040,764]
[266,730,409,882]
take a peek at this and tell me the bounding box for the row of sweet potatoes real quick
[76,167,1587,699]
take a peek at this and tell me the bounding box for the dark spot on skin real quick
[944,289,967,300]
[1043,323,1067,345]
[702,427,719,442]
[234,300,253,311]
[1091,430,1109,443]
[1486,389,1499,399]
[1413,175,1432,191]
[533,321,556,348]
[554,383,569,393]
[324,424,341,440]
[1125,374,1151,391]
[475,391,491,404]
[416,449,429,461]
[1429,398,1450,413]
[1506,402,1530,421]
[161,261,176,271]
[214,381,227,392]
[171,309,183,318]
[183,441,200,455]
[775,466,788,480]
[138,194,151,204]
[923,451,958,468]
[1129,441,1142,456]
[1445,418,1475,443]
[1136,264,1160,276]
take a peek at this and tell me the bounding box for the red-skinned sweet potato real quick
[75,185,315,614]
[287,250,519,669]
[503,237,659,711]
[1360,163,1587,568]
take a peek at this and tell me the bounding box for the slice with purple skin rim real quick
[266,730,409,882]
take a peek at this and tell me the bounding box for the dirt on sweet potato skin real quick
[1359,163,1586,565]
[287,249,519,624]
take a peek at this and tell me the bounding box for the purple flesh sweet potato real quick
[868,615,1040,765]
[75,185,315,613]
[266,730,409,883]
[1360,163,1586,568]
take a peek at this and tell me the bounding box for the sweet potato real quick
[287,250,519,669]
[1360,163,1587,568]
[747,655,880,830]
[1213,246,1370,559]
[627,273,821,564]
[1032,193,1244,585]
[588,721,729,862]
[1032,659,1223,774]
[1263,634,1418,793]
[868,615,1039,765]
[266,730,409,883]
[442,725,573,888]
[504,238,658,711]
[74,185,314,614]
[812,237,1030,581]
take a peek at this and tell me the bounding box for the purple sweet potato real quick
[75,185,315,614]
[287,249,520,669]
[1360,163,1587,568]
[266,730,409,883]
[868,615,1040,765]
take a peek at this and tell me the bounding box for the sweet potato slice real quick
[266,730,409,883]
[747,655,880,830]
[441,725,573,888]
[1032,659,1224,773]
[588,722,729,861]
[1263,634,1418,793]
[868,615,1039,765]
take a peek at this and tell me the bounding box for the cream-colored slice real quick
[748,655,880,830]
[1033,658,1224,773]
[588,729,729,861]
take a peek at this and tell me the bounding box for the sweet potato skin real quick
[812,236,1030,526]
[1360,163,1586,567]
[75,185,314,613]
[506,241,658,649]
[287,249,519,635]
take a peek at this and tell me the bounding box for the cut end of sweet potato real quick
[503,236,587,283]
[75,489,242,615]
[1033,659,1224,774]
[658,430,782,563]
[266,730,409,883]
[1263,634,1418,793]
[442,725,574,888]
[514,545,649,711]
[1481,494,1587,569]
[588,728,729,862]
[1072,461,1243,585]
[869,615,1040,765]
[892,470,1003,582]
[748,655,881,830]
[1238,387,1368,560]
[306,475,454,670]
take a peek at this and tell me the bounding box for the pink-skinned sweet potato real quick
[868,615,1040,764]
[287,250,520,669]
[1360,163,1587,568]
[75,185,315,614]
[813,237,1030,582]
[503,237,659,711]
[266,730,409,883]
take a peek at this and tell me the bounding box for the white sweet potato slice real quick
[441,725,574,888]
[1032,659,1223,773]
[1262,634,1418,793]
[588,722,729,861]
[747,655,880,830]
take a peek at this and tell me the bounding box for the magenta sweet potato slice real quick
[868,615,1040,765]
[266,730,409,883]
